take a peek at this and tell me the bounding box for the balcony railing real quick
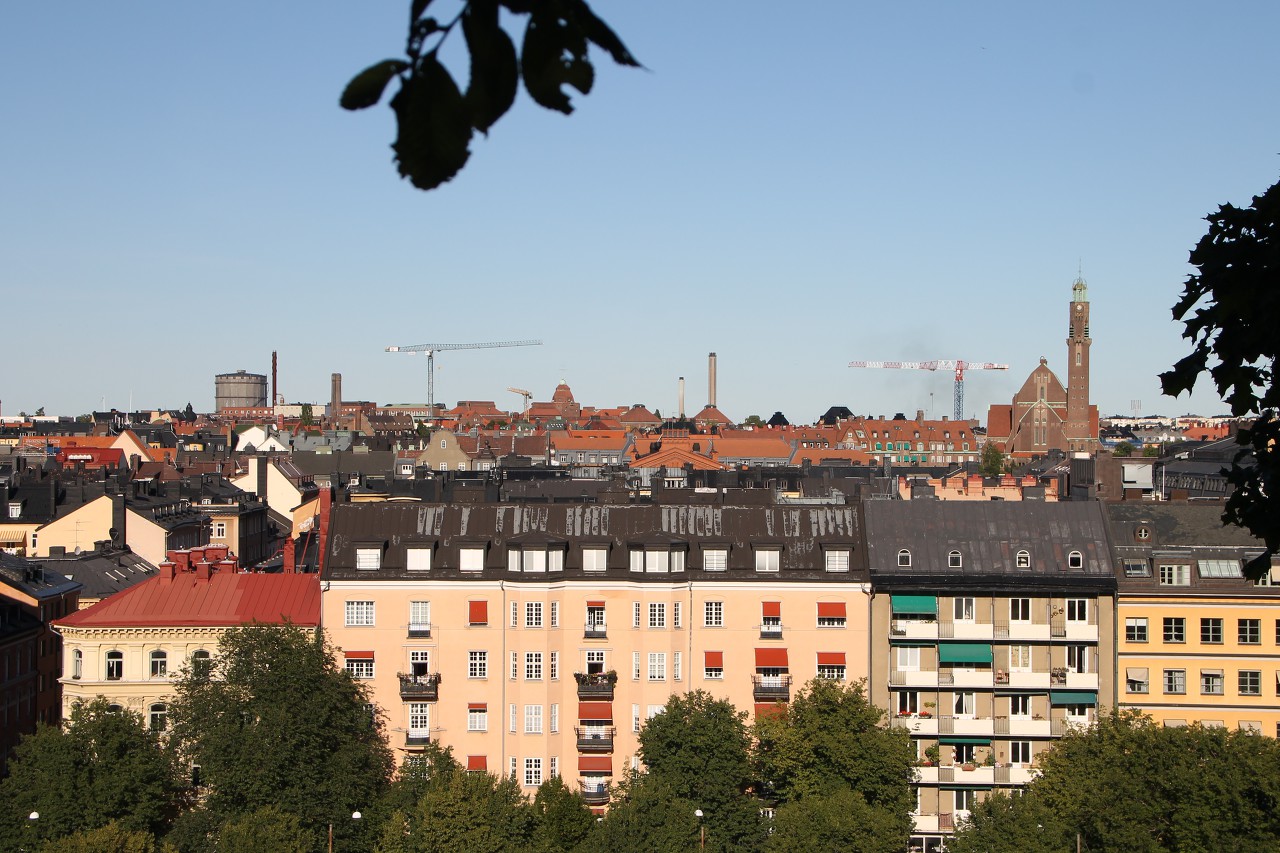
[580,782,610,805]
[583,622,607,640]
[398,673,440,701]
[752,674,793,702]
[939,813,955,832]
[407,621,431,638]
[576,726,615,752]
[405,731,431,746]
[759,622,783,640]
[574,671,616,700]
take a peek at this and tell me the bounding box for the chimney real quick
[331,373,342,424]
[272,350,278,412]
[316,486,334,574]
[708,353,717,408]
[916,409,925,423]
[194,561,212,581]
[678,377,686,419]
[284,535,297,574]
[159,561,176,582]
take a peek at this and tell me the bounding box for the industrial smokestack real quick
[330,373,342,424]
[272,351,278,411]
[708,352,717,408]
[678,377,685,419]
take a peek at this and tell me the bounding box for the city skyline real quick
[3,3,1278,419]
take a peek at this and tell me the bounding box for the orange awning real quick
[762,601,781,618]
[704,651,724,668]
[579,756,612,774]
[816,602,846,618]
[343,650,374,660]
[467,703,487,711]
[816,652,846,666]
[586,600,605,607]
[755,648,789,668]
[578,702,613,720]
[468,600,488,625]
[466,755,487,772]
[755,703,786,719]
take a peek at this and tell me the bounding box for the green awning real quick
[891,594,937,614]
[938,643,993,664]
[1049,691,1097,706]
[938,736,992,745]
[940,785,995,791]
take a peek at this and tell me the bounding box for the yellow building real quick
[1108,502,1280,735]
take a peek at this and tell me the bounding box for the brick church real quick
[986,277,1099,457]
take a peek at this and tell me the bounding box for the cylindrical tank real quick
[215,370,268,412]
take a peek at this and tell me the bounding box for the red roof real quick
[54,571,320,628]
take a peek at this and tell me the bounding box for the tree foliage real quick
[979,442,1006,476]
[1112,440,1135,457]
[374,770,533,852]
[216,806,315,853]
[1161,175,1280,577]
[0,698,180,848]
[592,772,702,853]
[766,787,912,853]
[343,0,640,191]
[166,624,395,848]
[39,822,157,853]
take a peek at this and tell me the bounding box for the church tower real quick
[1064,275,1096,452]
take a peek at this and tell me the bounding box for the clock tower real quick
[1064,275,1096,452]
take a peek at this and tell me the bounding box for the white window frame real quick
[468,707,488,731]
[525,652,543,681]
[468,650,487,679]
[345,659,374,679]
[459,546,485,572]
[703,548,727,572]
[525,704,543,734]
[345,600,375,627]
[409,600,431,633]
[582,547,608,572]
[948,550,963,569]
[824,549,850,573]
[648,602,666,629]
[355,547,381,571]
[406,546,432,572]
[755,549,781,573]
[648,652,666,681]
[1159,564,1190,586]
[704,601,724,627]
[896,646,920,672]
[526,602,543,628]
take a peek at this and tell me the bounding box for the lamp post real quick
[328,811,362,853]
[695,808,705,850]
[22,812,39,853]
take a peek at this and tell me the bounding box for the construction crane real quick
[848,360,1009,422]
[506,387,533,416]
[385,340,543,419]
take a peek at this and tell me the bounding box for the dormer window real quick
[897,549,911,567]
[629,547,686,574]
[7,502,20,519]
[1068,550,1084,570]
[355,546,382,571]
[948,550,963,569]
[1136,526,1151,542]
[754,547,781,573]
[508,546,565,573]
[1016,550,1031,569]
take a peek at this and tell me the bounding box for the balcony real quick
[759,622,784,640]
[575,671,616,700]
[580,782,610,805]
[407,621,431,639]
[576,726,615,752]
[583,622,608,640]
[890,618,938,640]
[936,715,994,737]
[398,672,440,701]
[939,668,993,689]
[405,731,431,747]
[752,674,792,702]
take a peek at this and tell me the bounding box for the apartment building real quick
[321,498,870,806]
[1107,502,1280,735]
[864,500,1116,853]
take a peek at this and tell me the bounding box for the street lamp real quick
[328,811,362,853]
[695,808,705,851]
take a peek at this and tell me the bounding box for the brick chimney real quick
[283,536,297,574]
[159,561,176,582]
[316,486,334,574]
[194,561,212,581]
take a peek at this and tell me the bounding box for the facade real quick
[1108,502,1280,735]
[864,500,1115,852]
[321,499,870,802]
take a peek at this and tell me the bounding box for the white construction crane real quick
[848,359,1009,422]
[385,340,543,419]
[506,387,533,415]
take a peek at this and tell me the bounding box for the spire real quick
[1072,267,1088,303]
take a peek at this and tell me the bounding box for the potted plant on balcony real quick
[983,751,996,767]
[919,702,935,719]
[921,744,940,767]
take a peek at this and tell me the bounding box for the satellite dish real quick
[73,546,82,555]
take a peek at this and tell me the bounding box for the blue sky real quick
[3,2,1277,422]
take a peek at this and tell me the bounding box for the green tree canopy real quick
[1113,440,1135,457]
[0,698,180,849]
[1162,174,1280,578]
[167,624,395,849]
[216,806,315,853]
[766,787,913,853]
[373,770,532,853]
[39,822,157,853]
[979,442,1006,476]
[592,772,702,853]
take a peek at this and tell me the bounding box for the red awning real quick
[816,602,846,618]
[466,755,487,772]
[816,652,846,666]
[704,651,724,668]
[755,648,789,668]
[468,600,488,625]
[467,703,487,711]
[755,703,787,719]
[579,756,613,774]
[579,702,613,720]
[762,601,781,618]
[343,650,374,660]
[586,600,605,607]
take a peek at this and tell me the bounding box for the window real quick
[648,603,666,629]
[1010,694,1031,717]
[632,704,641,733]
[149,703,168,732]
[1010,598,1030,622]
[703,548,727,571]
[346,659,374,679]
[355,546,381,570]
[1200,617,1222,643]
[705,601,724,627]
[192,650,212,676]
[550,652,559,680]
[550,704,559,733]
[8,501,21,519]
[824,549,850,572]
[511,601,519,628]
[1016,550,1031,568]
[673,601,683,629]
[1067,550,1083,569]
[897,549,911,567]
[1126,668,1149,694]
[71,649,82,679]
[525,652,543,681]
[704,652,723,680]
[105,651,123,680]
[632,652,641,680]
[1123,559,1151,577]
[468,600,488,626]
[1200,670,1224,695]
[648,652,666,681]
[409,650,429,677]
[954,691,975,716]
[550,602,559,627]
[1159,564,1190,586]
[525,705,543,734]
[632,602,641,629]
[673,651,682,681]
[526,602,543,628]
[1239,670,1261,696]
[817,663,845,681]
[1125,617,1148,642]
[409,601,431,635]
[510,652,519,680]
[1010,741,1032,765]
[1009,644,1031,672]
[345,600,375,627]
[896,646,920,672]
[1239,618,1261,644]
[468,705,488,731]
[406,546,432,572]
[585,651,605,674]
[948,550,962,569]
[896,691,918,715]
[408,703,430,737]
[150,650,168,678]
[212,521,227,539]
[1065,599,1087,622]
[582,547,608,572]
[586,605,606,634]
[953,597,975,621]
[523,758,543,787]
[816,602,846,628]
[459,546,485,572]
[755,549,780,572]
[1163,617,1185,643]
[1164,669,1186,694]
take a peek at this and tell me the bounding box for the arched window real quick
[105,650,124,681]
[1016,550,1031,569]
[948,550,963,569]
[107,704,123,713]
[72,649,83,679]
[150,650,168,678]
[191,649,212,677]
[1068,550,1084,570]
[897,549,911,567]
[149,703,168,732]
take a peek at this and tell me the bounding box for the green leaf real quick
[462,0,519,133]
[391,55,473,190]
[340,59,410,111]
[565,0,642,67]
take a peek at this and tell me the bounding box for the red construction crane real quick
[848,360,1009,422]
